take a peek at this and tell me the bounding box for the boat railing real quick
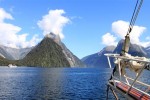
[105,53,150,99]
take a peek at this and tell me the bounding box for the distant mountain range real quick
[113,40,149,57]
[0,32,85,67]
[0,45,32,60]
[82,39,150,68]
[82,46,115,67]
[2,35,149,68]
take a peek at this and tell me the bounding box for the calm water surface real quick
[0,67,149,100]
[0,67,114,100]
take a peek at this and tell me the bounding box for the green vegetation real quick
[0,56,10,66]
[19,37,71,67]
[0,56,18,66]
[0,37,71,67]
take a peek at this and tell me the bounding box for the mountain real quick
[0,55,17,66]
[82,39,150,68]
[145,46,150,57]
[0,32,85,67]
[0,45,15,60]
[0,55,10,66]
[19,47,34,59]
[61,43,85,67]
[113,39,148,57]
[45,32,85,67]
[146,46,150,51]
[20,36,71,67]
[0,45,32,60]
[82,46,115,67]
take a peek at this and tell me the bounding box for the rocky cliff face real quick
[61,43,85,67]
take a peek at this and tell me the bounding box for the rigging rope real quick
[110,0,144,80]
[107,1,144,98]
[120,0,143,56]
[127,0,143,35]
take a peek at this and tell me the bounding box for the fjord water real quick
[1,67,149,100]
[0,67,114,100]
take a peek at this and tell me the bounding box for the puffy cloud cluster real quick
[102,20,150,47]
[37,9,70,39]
[0,8,13,22]
[112,20,146,45]
[102,33,117,46]
[0,8,40,48]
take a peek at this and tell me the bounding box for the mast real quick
[120,0,143,56]
[106,0,144,99]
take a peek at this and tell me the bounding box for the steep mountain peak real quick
[45,32,61,45]
[21,37,71,67]
[20,34,85,67]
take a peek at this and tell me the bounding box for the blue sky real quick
[0,0,150,58]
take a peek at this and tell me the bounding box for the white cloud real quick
[140,42,150,47]
[102,20,150,47]
[16,34,41,48]
[37,9,70,39]
[0,8,13,22]
[102,33,117,46]
[0,8,41,48]
[111,20,148,47]
[112,20,129,38]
